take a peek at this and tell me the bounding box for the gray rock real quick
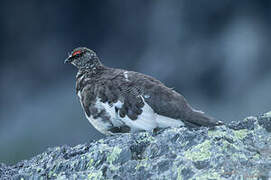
[1,112,271,180]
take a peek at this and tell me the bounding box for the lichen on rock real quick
[1,112,271,179]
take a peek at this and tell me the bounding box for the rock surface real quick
[1,112,271,180]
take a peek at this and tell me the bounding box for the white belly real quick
[77,91,113,135]
[93,97,184,132]
[78,92,184,133]
[85,115,112,135]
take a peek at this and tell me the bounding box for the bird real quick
[65,47,223,135]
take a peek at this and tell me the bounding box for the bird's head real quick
[64,47,101,70]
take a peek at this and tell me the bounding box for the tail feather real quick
[186,110,223,127]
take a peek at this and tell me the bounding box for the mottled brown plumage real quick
[65,47,223,135]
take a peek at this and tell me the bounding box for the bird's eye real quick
[72,50,82,57]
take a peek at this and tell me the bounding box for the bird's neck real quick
[78,58,104,73]
[77,61,105,79]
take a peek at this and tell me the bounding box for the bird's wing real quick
[127,71,222,127]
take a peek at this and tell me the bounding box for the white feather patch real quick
[191,107,205,114]
[156,114,184,128]
[85,116,112,135]
[120,99,157,132]
[78,92,184,133]
[93,98,156,132]
[95,99,123,127]
[77,91,112,135]
[94,97,184,132]
[123,71,129,82]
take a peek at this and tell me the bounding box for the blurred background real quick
[1,0,271,165]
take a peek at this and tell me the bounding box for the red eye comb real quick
[72,50,82,56]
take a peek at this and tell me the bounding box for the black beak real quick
[64,56,72,64]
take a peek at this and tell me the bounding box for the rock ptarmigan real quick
[65,47,223,135]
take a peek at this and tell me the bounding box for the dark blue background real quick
[1,0,271,164]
